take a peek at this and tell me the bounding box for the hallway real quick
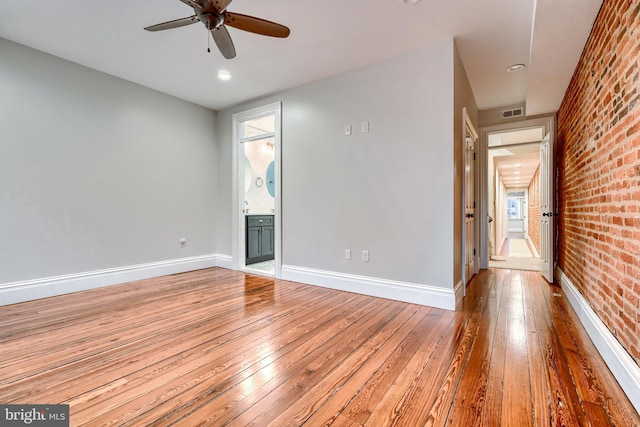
[490,232,540,271]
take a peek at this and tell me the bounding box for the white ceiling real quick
[0,0,602,112]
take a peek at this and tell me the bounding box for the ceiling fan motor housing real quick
[197,11,225,30]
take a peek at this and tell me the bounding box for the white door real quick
[462,108,478,286]
[465,134,476,282]
[539,132,554,282]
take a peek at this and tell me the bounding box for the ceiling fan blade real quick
[211,25,236,59]
[179,0,202,9]
[224,12,290,38]
[207,0,234,12]
[144,15,199,31]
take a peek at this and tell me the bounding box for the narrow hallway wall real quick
[556,0,640,365]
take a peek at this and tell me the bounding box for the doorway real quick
[479,116,555,278]
[232,102,282,278]
[488,137,541,271]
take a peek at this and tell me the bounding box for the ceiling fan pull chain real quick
[207,28,211,53]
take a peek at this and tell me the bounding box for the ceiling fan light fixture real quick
[506,63,526,73]
[217,70,232,81]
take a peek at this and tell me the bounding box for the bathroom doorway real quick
[232,102,282,278]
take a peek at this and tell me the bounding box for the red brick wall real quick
[557,0,640,364]
[528,165,541,254]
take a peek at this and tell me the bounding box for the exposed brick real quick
[557,0,640,365]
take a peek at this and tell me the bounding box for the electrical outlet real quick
[362,121,370,133]
[345,249,351,260]
[179,238,186,248]
[344,125,352,136]
[362,250,370,262]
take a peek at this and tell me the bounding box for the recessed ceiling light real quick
[506,64,526,73]
[217,70,232,81]
[403,0,422,4]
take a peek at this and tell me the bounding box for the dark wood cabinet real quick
[246,215,274,265]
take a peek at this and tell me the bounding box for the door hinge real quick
[473,153,476,160]
[473,201,476,208]
[473,249,476,255]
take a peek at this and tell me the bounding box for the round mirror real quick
[266,161,275,197]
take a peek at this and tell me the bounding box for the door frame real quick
[232,102,282,278]
[462,107,479,291]
[479,115,555,270]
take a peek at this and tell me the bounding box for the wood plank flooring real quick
[0,267,638,426]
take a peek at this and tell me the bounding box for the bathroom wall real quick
[243,139,275,214]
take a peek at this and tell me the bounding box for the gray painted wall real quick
[1,35,478,303]
[454,42,480,286]
[217,38,461,289]
[0,38,218,284]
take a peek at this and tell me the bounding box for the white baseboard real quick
[214,254,234,270]
[0,254,226,306]
[525,237,540,258]
[281,265,456,310]
[556,267,640,414]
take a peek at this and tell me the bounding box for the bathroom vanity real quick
[245,214,274,265]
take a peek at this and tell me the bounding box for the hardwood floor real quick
[1,267,638,426]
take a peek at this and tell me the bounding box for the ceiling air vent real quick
[502,108,524,119]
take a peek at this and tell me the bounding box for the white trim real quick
[454,279,465,307]
[281,265,457,310]
[556,267,640,413]
[214,254,234,270]
[0,254,221,306]
[526,237,540,258]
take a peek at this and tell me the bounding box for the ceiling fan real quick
[144,0,290,59]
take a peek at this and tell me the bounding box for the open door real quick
[539,132,554,282]
[463,108,478,287]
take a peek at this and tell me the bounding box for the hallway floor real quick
[490,233,540,271]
